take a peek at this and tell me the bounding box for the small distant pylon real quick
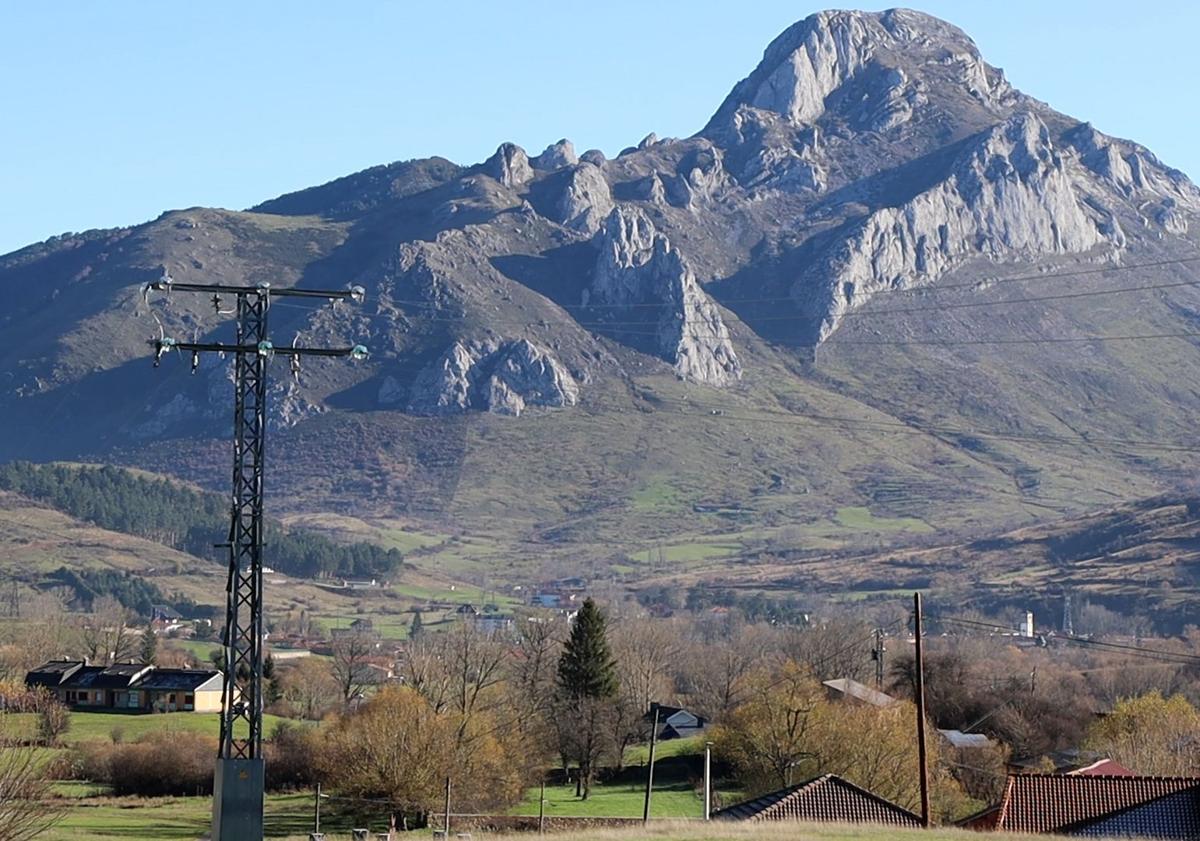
[1062,592,1074,636]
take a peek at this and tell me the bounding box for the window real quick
[78,691,88,702]
[184,694,194,705]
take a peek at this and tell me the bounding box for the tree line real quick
[44,567,197,617]
[0,461,404,579]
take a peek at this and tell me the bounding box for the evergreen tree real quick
[409,609,425,641]
[140,621,158,666]
[556,598,618,700]
[555,598,619,800]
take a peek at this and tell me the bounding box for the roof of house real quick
[938,729,993,749]
[662,724,706,740]
[994,773,1200,834]
[1080,787,1200,838]
[822,678,898,708]
[59,665,106,689]
[715,774,921,826]
[1068,758,1136,777]
[89,663,153,688]
[151,604,182,620]
[133,669,221,692]
[24,660,84,687]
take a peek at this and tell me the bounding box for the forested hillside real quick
[0,462,404,580]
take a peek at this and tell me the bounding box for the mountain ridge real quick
[2,8,1199,598]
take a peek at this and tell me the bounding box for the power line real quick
[936,616,1200,666]
[332,254,1200,313]
[261,254,1200,347]
[635,397,1197,454]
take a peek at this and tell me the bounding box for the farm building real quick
[25,660,222,713]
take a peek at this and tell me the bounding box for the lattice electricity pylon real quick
[142,273,366,840]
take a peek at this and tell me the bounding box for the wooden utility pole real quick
[703,741,713,820]
[913,592,931,827]
[642,705,661,825]
[873,627,885,688]
[313,782,321,835]
[538,779,546,835]
[443,777,452,838]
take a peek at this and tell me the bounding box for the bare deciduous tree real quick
[280,657,339,720]
[331,628,378,707]
[611,619,679,718]
[79,596,136,666]
[0,717,62,841]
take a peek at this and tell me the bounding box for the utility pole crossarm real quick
[150,339,369,359]
[145,274,365,303]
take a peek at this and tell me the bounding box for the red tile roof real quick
[715,774,921,826]
[1067,758,1136,777]
[995,773,1200,834]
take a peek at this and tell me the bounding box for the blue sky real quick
[1,1,1196,255]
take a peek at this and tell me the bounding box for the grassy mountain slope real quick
[654,493,1200,630]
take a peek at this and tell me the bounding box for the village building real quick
[646,704,708,740]
[822,678,898,708]
[715,774,921,826]
[963,773,1200,837]
[25,660,222,713]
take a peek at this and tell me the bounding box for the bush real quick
[36,700,70,747]
[265,721,321,791]
[69,732,217,796]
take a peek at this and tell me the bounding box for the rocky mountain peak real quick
[482,142,534,188]
[532,139,578,170]
[705,8,1012,138]
[794,111,1114,341]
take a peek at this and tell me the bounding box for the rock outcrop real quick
[795,112,1109,341]
[532,139,578,170]
[405,339,579,416]
[482,143,533,188]
[554,163,614,235]
[1065,123,1200,233]
[590,206,741,385]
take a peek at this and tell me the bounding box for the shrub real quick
[265,721,321,791]
[36,700,70,746]
[70,732,217,796]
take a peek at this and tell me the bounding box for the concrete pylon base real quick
[212,757,265,840]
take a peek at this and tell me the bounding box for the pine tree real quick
[409,609,425,641]
[140,621,158,666]
[556,598,618,700]
[555,598,619,800]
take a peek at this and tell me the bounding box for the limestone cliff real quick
[794,113,1113,341]
[590,206,741,385]
[404,338,578,416]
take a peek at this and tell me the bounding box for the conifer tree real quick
[409,609,425,641]
[556,598,618,700]
[555,598,618,799]
[139,621,158,666]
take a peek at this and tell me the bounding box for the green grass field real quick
[624,736,704,765]
[511,781,703,819]
[41,792,353,841]
[832,507,934,533]
[165,639,222,663]
[8,710,292,745]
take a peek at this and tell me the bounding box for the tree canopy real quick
[556,598,618,701]
[0,461,404,580]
